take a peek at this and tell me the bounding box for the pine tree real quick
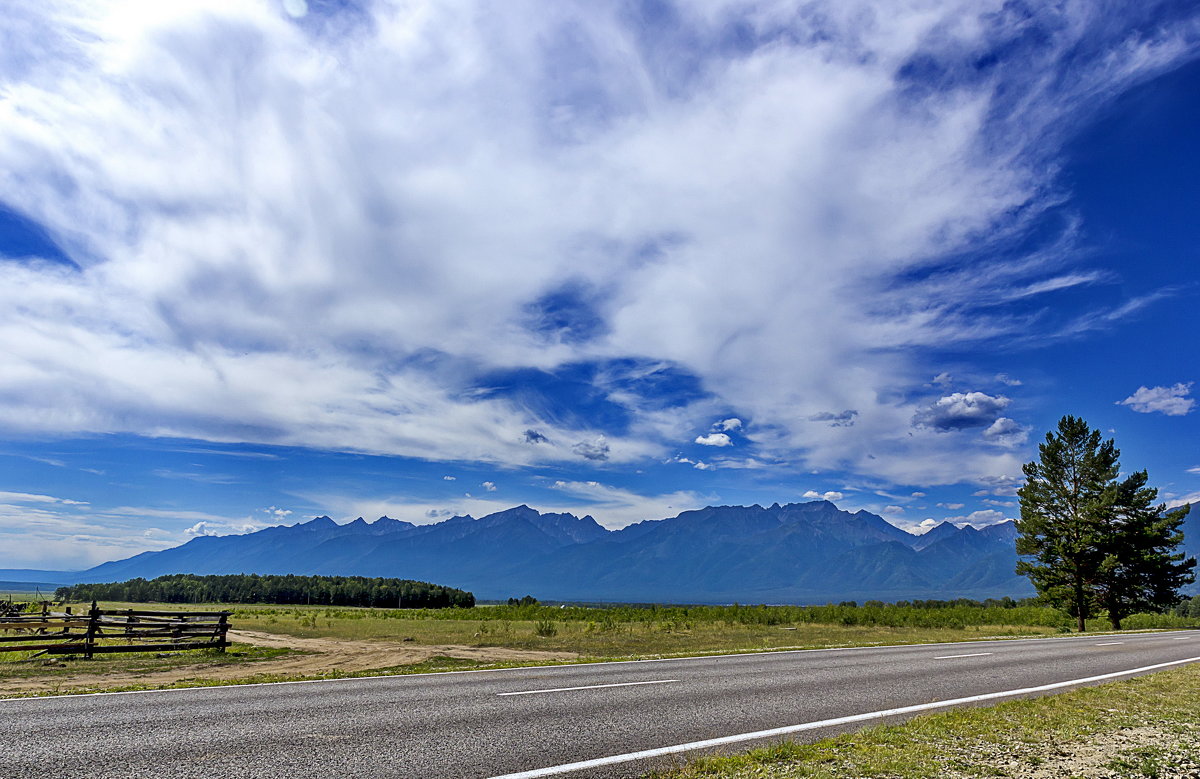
[1095,471,1194,630]
[1016,416,1195,631]
[1016,416,1116,632]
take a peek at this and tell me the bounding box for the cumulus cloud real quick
[695,433,733,447]
[0,1,1192,489]
[937,502,965,510]
[803,490,845,502]
[914,393,1011,431]
[572,436,610,461]
[942,509,1012,528]
[184,521,218,537]
[481,481,497,492]
[982,417,1030,448]
[809,410,858,427]
[673,455,716,471]
[1118,383,1195,416]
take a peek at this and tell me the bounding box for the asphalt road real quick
[5,631,1200,778]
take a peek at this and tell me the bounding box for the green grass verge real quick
[649,662,1200,778]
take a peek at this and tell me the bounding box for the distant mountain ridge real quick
[9,501,1053,603]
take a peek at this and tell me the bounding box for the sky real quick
[1,0,1198,571]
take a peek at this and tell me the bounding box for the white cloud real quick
[1188,466,1200,475]
[882,505,904,515]
[713,418,742,432]
[443,475,456,481]
[1118,383,1195,416]
[1166,492,1200,510]
[936,502,965,510]
[915,392,1011,431]
[942,508,1012,528]
[695,433,733,447]
[482,481,497,492]
[304,481,710,531]
[0,490,88,506]
[982,417,1030,448]
[803,490,845,502]
[0,1,1191,489]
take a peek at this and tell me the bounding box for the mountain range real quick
[4,501,1057,603]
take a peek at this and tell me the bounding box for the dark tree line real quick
[56,574,475,609]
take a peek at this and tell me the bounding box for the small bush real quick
[534,620,558,638]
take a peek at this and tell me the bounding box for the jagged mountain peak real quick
[69,502,1035,603]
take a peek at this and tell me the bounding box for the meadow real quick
[2,599,1197,698]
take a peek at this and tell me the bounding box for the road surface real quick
[5,630,1200,778]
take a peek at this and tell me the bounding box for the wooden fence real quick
[0,601,230,658]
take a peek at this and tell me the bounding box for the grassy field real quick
[84,600,1081,656]
[1,600,1197,700]
[650,661,1200,778]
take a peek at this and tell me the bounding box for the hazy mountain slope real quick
[16,501,1052,602]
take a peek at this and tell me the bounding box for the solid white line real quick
[497,679,678,697]
[1095,642,1124,646]
[3,629,1197,703]
[933,653,993,659]
[486,655,1200,779]
[1173,637,1192,640]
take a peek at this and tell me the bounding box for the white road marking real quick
[1173,637,1192,640]
[487,655,1200,779]
[933,652,993,659]
[1095,642,1123,646]
[497,680,679,697]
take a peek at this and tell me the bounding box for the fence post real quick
[84,600,99,659]
[217,613,229,653]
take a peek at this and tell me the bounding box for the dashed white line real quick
[1173,637,1192,640]
[933,652,994,659]
[497,680,679,697]
[487,655,1200,779]
[1095,642,1124,646]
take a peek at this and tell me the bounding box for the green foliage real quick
[327,599,1072,631]
[534,619,558,637]
[1016,416,1195,631]
[55,574,475,609]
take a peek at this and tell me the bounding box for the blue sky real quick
[1,0,1198,570]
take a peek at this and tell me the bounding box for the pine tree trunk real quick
[1076,579,1087,632]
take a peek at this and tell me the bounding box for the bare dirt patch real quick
[947,724,1200,778]
[0,630,578,696]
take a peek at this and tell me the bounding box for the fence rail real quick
[0,601,230,658]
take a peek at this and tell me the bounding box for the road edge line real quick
[486,655,1200,779]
